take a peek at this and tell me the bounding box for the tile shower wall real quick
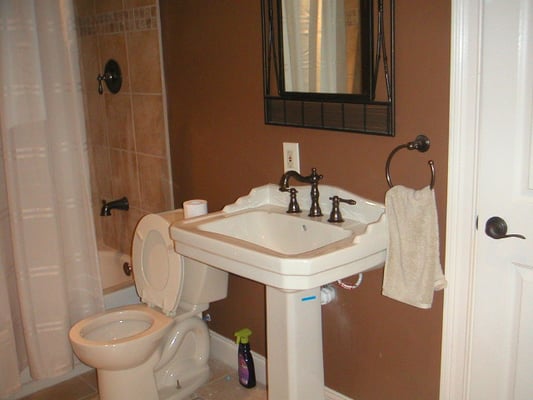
[74,0,172,254]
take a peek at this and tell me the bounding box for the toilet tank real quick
[180,257,228,305]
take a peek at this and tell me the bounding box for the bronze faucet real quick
[279,168,323,217]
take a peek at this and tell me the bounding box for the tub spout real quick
[100,196,129,216]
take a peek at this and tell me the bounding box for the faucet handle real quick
[328,196,356,223]
[309,167,323,183]
[286,188,301,213]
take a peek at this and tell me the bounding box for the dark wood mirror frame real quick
[262,0,395,136]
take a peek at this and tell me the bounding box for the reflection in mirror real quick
[262,0,394,136]
[282,0,369,95]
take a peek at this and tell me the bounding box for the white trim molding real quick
[440,0,482,399]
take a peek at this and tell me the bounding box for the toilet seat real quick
[72,305,172,345]
[132,214,184,315]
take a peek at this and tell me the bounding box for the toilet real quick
[69,210,228,400]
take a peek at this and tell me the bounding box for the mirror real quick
[262,0,395,136]
[281,0,372,96]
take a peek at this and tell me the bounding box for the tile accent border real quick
[78,6,158,36]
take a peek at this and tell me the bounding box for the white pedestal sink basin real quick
[199,209,353,255]
[171,184,387,290]
[170,184,387,399]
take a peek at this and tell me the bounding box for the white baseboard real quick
[209,330,352,400]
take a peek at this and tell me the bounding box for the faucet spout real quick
[279,170,304,190]
[279,168,323,188]
[279,168,323,217]
[100,196,129,216]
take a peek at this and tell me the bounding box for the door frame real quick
[440,0,482,398]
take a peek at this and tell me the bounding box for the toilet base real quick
[154,317,211,399]
[95,316,211,400]
[97,360,159,400]
[97,361,210,400]
[157,364,210,400]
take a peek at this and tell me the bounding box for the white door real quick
[441,0,533,399]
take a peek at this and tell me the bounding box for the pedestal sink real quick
[170,184,387,400]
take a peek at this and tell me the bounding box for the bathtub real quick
[98,247,140,309]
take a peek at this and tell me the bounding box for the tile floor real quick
[19,359,266,400]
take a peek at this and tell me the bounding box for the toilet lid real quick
[132,214,183,316]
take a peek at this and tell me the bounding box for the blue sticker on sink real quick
[301,295,317,302]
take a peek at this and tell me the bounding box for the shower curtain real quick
[0,1,103,397]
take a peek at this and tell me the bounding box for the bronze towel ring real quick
[385,134,435,189]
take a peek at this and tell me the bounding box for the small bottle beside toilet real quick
[69,209,228,400]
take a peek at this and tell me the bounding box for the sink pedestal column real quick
[266,286,325,400]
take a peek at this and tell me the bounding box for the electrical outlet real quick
[283,142,300,173]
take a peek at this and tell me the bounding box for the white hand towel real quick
[382,185,447,309]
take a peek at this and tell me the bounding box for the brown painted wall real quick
[160,1,450,399]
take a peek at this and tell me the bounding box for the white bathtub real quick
[98,247,140,309]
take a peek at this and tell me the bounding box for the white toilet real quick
[69,210,228,400]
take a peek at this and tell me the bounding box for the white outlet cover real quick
[283,142,300,173]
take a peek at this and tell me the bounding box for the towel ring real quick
[386,134,435,189]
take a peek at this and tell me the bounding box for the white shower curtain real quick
[0,0,103,397]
